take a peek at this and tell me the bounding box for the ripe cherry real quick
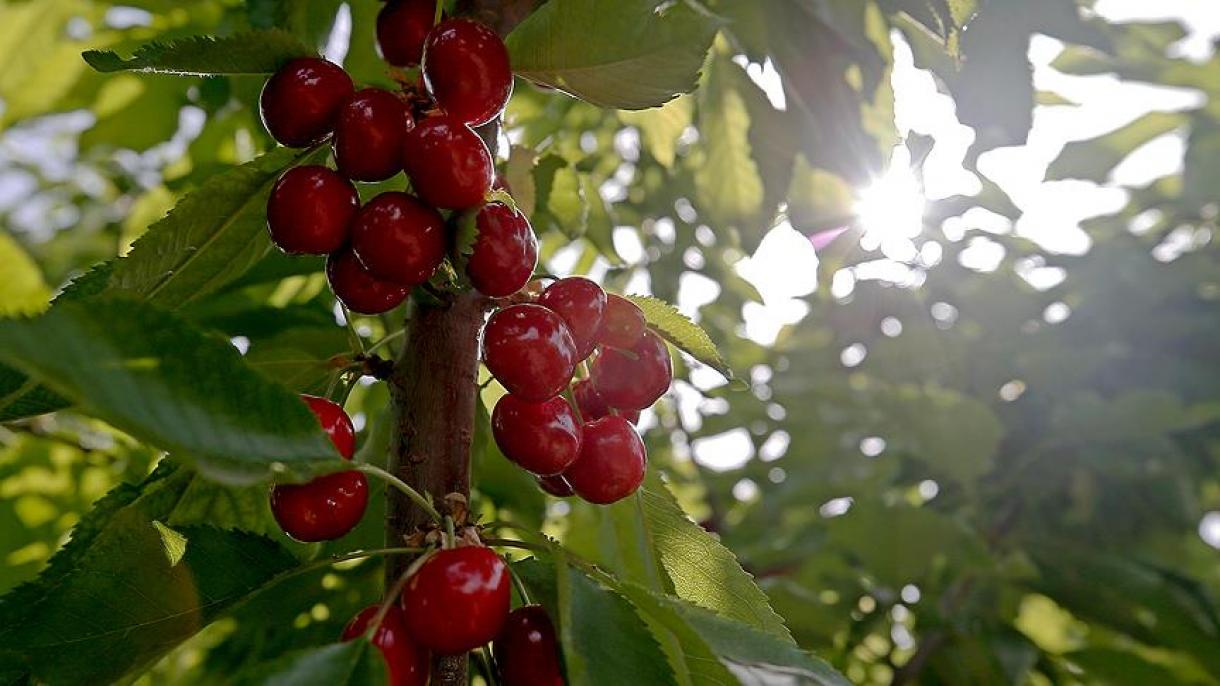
[483,304,578,401]
[590,331,672,411]
[342,604,429,686]
[266,165,359,255]
[402,546,511,655]
[350,192,445,286]
[402,115,494,210]
[334,88,410,182]
[494,605,565,686]
[260,57,353,147]
[422,18,512,126]
[376,0,435,66]
[466,202,537,297]
[573,378,639,424]
[271,395,368,542]
[327,249,411,315]
[598,294,646,349]
[563,415,646,505]
[539,278,607,360]
[492,394,581,476]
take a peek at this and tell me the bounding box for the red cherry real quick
[563,416,646,504]
[483,304,578,401]
[350,192,445,286]
[590,331,672,411]
[327,249,411,315]
[598,294,646,349]
[494,605,564,686]
[402,115,494,210]
[301,394,357,458]
[334,89,410,182]
[266,165,359,255]
[492,394,581,476]
[466,202,537,297]
[572,378,639,424]
[537,474,575,497]
[342,605,429,686]
[402,547,511,655]
[539,278,606,360]
[260,57,354,147]
[376,0,436,66]
[422,18,513,126]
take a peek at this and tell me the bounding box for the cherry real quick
[572,378,639,424]
[539,278,607,360]
[327,249,411,315]
[590,331,672,411]
[402,546,511,655]
[376,0,436,66]
[483,304,578,401]
[342,605,429,686]
[492,394,581,476]
[422,18,513,126]
[493,605,565,686]
[334,88,410,182]
[266,165,359,255]
[350,192,445,286]
[598,294,646,349]
[402,115,494,210]
[537,474,575,497]
[300,394,357,459]
[563,415,646,505]
[260,57,353,147]
[466,202,537,297]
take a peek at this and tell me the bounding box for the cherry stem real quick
[433,0,444,26]
[443,515,457,549]
[561,387,584,424]
[356,463,443,523]
[506,563,533,605]
[366,328,406,355]
[341,305,367,355]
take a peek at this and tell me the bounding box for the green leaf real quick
[624,295,735,383]
[232,640,386,686]
[695,53,766,233]
[533,155,588,239]
[619,96,692,168]
[151,520,188,565]
[82,30,315,75]
[505,144,539,217]
[0,297,343,485]
[0,232,50,316]
[1047,112,1185,182]
[505,0,719,109]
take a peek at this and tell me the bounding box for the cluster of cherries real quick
[261,1,535,313]
[486,280,673,504]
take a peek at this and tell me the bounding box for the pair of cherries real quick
[484,278,674,504]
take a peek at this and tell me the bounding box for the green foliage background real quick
[1,0,1218,684]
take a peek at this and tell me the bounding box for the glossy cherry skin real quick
[422,18,513,126]
[492,394,581,476]
[494,605,565,686]
[537,474,575,497]
[467,203,537,297]
[598,294,647,349]
[266,166,359,255]
[573,378,639,424]
[261,58,354,147]
[590,331,672,411]
[334,89,410,182]
[539,278,606,360]
[350,192,445,286]
[402,546,511,655]
[327,249,412,315]
[563,415,646,504]
[402,115,494,210]
[342,604,429,686]
[301,394,357,459]
[376,0,435,66]
[483,304,578,401]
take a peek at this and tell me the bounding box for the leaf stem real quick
[356,462,443,523]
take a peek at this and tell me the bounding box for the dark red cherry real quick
[422,18,512,126]
[327,249,411,315]
[301,394,357,459]
[572,378,639,424]
[334,89,410,182]
[537,474,574,497]
[376,0,436,66]
[342,605,429,686]
[466,202,537,297]
[494,605,565,686]
[350,192,445,286]
[260,57,354,147]
[492,394,581,476]
[266,165,359,255]
[598,294,646,349]
[591,331,672,411]
[483,304,578,401]
[563,415,646,505]
[539,278,606,360]
[402,115,494,209]
[402,546,511,655]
